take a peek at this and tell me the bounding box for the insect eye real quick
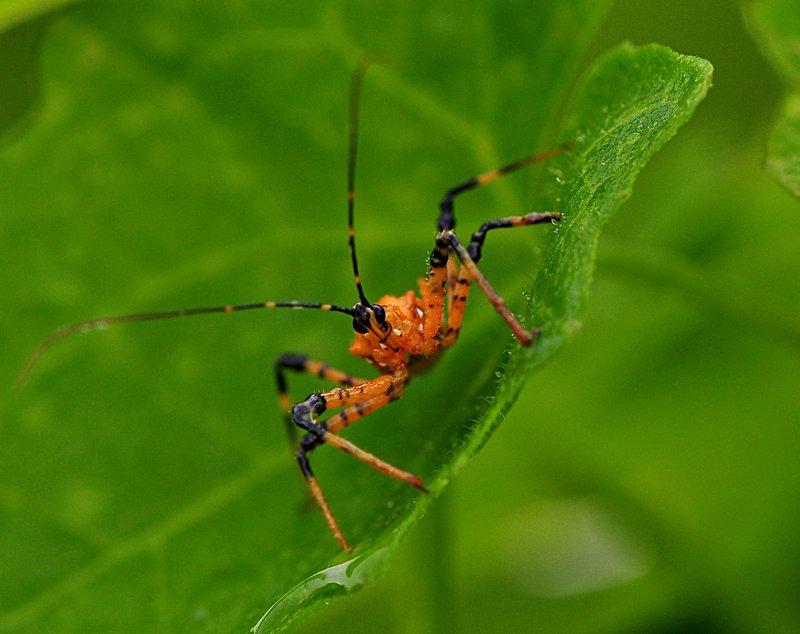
[372,305,386,324]
[352,319,368,334]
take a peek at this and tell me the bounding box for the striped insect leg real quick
[322,380,424,490]
[437,145,569,232]
[435,231,536,345]
[292,370,416,550]
[441,263,472,348]
[295,440,351,550]
[439,213,562,347]
[275,353,368,451]
[467,212,562,264]
[423,237,449,343]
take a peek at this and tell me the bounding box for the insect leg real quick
[467,212,562,264]
[446,255,459,310]
[438,213,562,347]
[319,395,424,490]
[437,145,569,232]
[442,264,471,348]
[433,230,545,345]
[292,371,423,550]
[422,247,448,342]
[421,238,469,350]
[275,353,368,450]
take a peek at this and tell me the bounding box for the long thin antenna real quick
[347,53,387,307]
[18,301,353,385]
[20,55,390,386]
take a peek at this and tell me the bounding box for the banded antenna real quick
[17,301,354,385]
[16,58,393,385]
[346,52,389,307]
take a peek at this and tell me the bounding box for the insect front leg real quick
[421,237,471,350]
[291,370,422,550]
[432,231,541,345]
[274,353,367,451]
[442,262,471,348]
[437,145,568,231]
[466,212,562,264]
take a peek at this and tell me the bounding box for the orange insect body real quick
[349,281,441,372]
[22,56,567,553]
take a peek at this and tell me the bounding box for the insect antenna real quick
[18,300,354,386]
[346,53,388,307]
[19,54,387,386]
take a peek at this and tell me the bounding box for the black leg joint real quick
[438,198,455,231]
[277,353,309,370]
[435,231,461,251]
[307,393,326,415]
[275,353,309,394]
[467,218,511,263]
[438,179,477,231]
[467,232,485,263]
[429,248,448,268]
[292,394,328,435]
[300,432,324,453]
[275,367,288,394]
[429,233,453,268]
[296,446,314,477]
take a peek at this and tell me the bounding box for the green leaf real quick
[457,43,713,474]
[746,0,800,196]
[0,3,713,633]
[765,93,800,197]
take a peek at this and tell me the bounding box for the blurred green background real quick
[1,0,799,633]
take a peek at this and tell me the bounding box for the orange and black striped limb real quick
[434,230,537,346]
[291,368,420,551]
[437,144,571,232]
[443,268,472,347]
[423,244,448,341]
[467,212,562,263]
[275,353,369,449]
[440,212,562,344]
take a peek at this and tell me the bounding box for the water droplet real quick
[625,131,641,145]
[251,545,390,633]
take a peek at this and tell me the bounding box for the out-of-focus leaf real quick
[746,0,800,196]
[0,19,46,138]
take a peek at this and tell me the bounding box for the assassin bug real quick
[21,57,566,551]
